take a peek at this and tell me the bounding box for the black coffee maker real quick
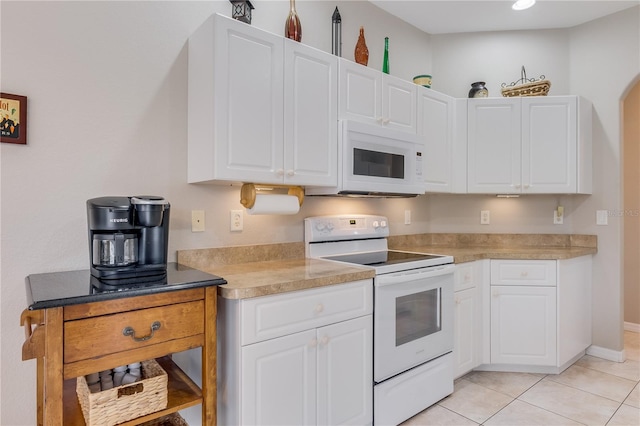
[87,196,170,283]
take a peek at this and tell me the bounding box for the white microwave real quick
[306,120,425,197]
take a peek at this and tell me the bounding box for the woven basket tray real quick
[501,79,551,97]
[76,359,168,426]
[142,413,189,426]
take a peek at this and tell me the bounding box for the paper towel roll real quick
[247,194,300,215]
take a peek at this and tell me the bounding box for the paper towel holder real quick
[240,183,304,209]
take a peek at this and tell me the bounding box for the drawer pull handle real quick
[122,321,161,342]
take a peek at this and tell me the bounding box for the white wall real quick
[1,1,638,424]
[431,29,570,98]
[568,8,640,349]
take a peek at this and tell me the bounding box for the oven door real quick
[374,264,454,383]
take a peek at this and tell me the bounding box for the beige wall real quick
[624,80,640,326]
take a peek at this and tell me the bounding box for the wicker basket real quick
[141,413,189,426]
[501,79,551,97]
[76,359,168,426]
[501,66,551,97]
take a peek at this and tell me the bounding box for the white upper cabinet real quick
[339,59,417,133]
[284,39,338,186]
[188,14,337,186]
[467,96,591,194]
[188,14,283,184]
[418,88,467,193]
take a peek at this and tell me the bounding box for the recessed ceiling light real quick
[512,0,536,11]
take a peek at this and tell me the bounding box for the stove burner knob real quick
[380,220,387,228]
[326,222,334,231]
[315,222,326,231]
[372,220,379,228]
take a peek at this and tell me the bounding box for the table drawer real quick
[490,260,557,286]
[64,300,204,363]
[241,279,373,345]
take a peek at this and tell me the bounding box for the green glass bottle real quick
[382,37,389,74]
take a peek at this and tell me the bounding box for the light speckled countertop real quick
[177,243,374,299]
[388,233,597,263]
[177,233,597,300]
[388,245,596,264]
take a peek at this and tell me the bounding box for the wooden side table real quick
[22,286,218,425]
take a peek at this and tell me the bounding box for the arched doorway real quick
[623,78,640,332]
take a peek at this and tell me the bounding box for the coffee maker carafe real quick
[87,196,170,283]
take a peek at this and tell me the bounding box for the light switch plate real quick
[191,210,205,232]
[404,210,411,225]
[596,210,608,225]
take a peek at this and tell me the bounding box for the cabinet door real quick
[467,98,521,193]
[284,40,338,186]
[418,88,455,192]
[522,97,577,193]
[188,14,284,184]
[383,74,417,133]
[490,285,557,366]
[241,330,317,425]
[216,18,284,184]
[338,59,382,126]
[454,287,477,378]
[317,316,373,426]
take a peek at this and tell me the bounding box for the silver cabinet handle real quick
[123,321,161,342]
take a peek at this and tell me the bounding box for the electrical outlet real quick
[553,209,564,225]
[230,210,243,232]
[480,210,490,225]
[404,210,411,225]
[191,210,205,232]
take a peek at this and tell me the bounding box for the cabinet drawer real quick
[454,263,475,291]
[64,301,204,363]
[241,279,373,345]
[490,260,556,286]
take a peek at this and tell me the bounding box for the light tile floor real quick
[401,331,640,425]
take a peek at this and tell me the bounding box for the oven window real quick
[395,288,441,346]
[353,148,405,179]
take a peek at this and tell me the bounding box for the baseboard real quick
[624,322,640,333]
[586,345,626,362]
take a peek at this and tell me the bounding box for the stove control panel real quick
[305,214,389,243]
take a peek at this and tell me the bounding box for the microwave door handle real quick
[375,265,454,287]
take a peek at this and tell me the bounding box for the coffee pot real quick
[87,196,170,283]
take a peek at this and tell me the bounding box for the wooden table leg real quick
[43,307,63,425]
[37,356,44,426]
[203,287,218,425]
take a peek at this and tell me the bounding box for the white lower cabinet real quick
[453,261,483,378]
[219,279,373,426]
[490,285,557,366]
[483,258,592,373]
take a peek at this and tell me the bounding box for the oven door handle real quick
[375,264,455,287]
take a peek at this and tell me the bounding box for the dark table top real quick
[26,263,227,310]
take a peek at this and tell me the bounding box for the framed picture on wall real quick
[1,93,27,145]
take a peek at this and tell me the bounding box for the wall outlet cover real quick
[191,210,205,232]
[480,210,490,225]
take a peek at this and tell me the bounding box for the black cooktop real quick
[26,262,226,310]
[323,250,446,267]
